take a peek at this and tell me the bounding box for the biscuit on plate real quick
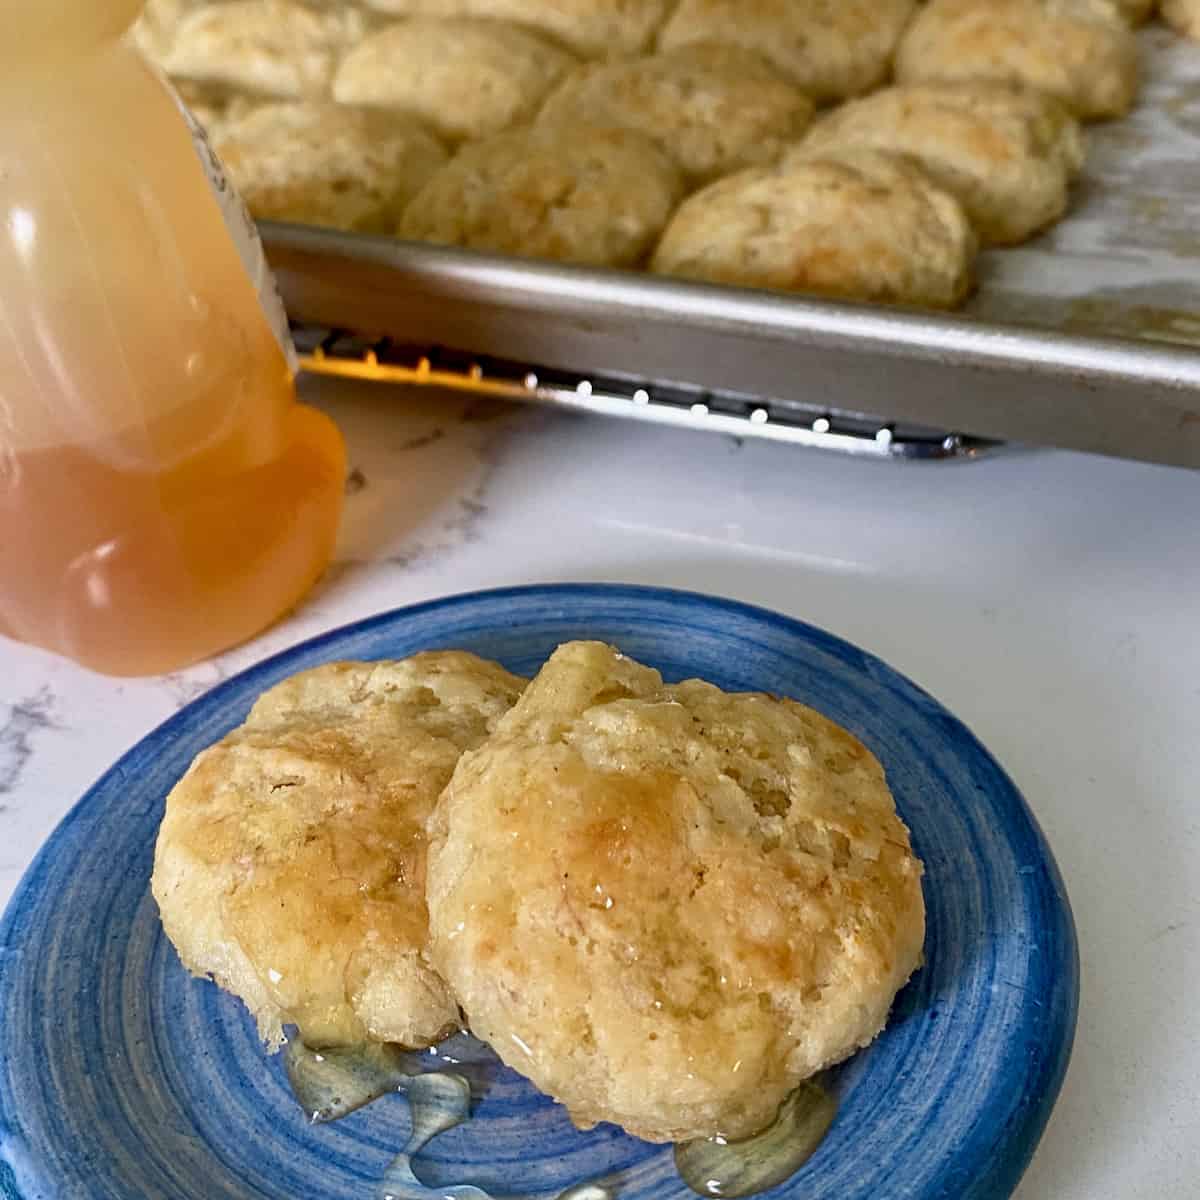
[334,18,575,143]
[162,0,366,99]
[152,653,525,1050]
[658,0,919,103]
[359,0,673,59]
[1163,0,1200,38]
[400,123,684,267]
[794,82,1085,245]
[894,0,1140,120]
[426,641,926,1143]
[211,101,448,232]
[651,148,976,309]
[536,44,816,184]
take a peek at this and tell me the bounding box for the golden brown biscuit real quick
[1163,0,1200,37]
[400,123,685,267]
[162,0,366,99]
[359,0,673,58]
[794,82,1085,244]
[152,653,525,1050]
[427,642,925,1143]
[211,101,448,232]
[651,149,977,309]
[658,0,919,102]
[536,44,815,184]
[894,0,1140,120]
[334,18,575,143]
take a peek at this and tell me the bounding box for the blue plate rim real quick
[0,582,1080,1200]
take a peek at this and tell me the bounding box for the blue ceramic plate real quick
[0,584,1077,1200]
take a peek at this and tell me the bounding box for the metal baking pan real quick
[265,25,1200,469]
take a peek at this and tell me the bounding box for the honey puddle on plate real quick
[284,1039,835,1199]
[673,1081,838,1199]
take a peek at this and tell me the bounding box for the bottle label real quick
[171,88,299,375]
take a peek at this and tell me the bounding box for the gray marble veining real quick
[0,688,59,804]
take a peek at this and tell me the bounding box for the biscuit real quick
[212,102,448,232]
[651,149,977,309]
[1163,0,1200,38]
[163,0,366,99]
[426,642,925,1143]
[334,18,575,143]
[184,96,229,139]
[1075,0,1159,24]
[894,0,1140,120]
[1060,0,1159,22]
[173,84,257,144]
[795,82,1085,245]
[536,44,816,184]
[400,124,685,267]
[658,0,919,103]
[183,96,241,145]
[129,0,201,62]
[1115,0,1161,22]
[152,653,525,1050]
[359,0,673,58]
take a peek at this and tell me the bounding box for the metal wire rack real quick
[293,326,1000,462]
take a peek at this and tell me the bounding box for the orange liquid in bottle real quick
[0,3,345,675]
[1,391,345,678]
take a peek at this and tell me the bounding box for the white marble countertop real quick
[2,375,1199,1199]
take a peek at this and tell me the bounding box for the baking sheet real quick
[266,25,1200,469]
[972,26,1200,347]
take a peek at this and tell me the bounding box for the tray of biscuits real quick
[137,0,1200,467]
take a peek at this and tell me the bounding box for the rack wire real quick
[293,326,999,462]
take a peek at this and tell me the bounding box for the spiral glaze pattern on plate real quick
[0,584,1078,1200]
